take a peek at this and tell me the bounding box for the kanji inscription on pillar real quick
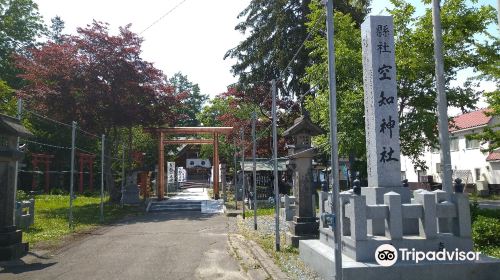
[362,16,401,188]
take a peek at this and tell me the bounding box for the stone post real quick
[384,191,403,239]
[0,114,32,260]
[415,191,437,239]
[452,193,472,238]
[348,195,367,241]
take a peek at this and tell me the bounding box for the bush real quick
[472,216,500,250]
[16,190,29,201]
[50,188,67,195]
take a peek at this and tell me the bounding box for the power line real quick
[22,139,71,150]
[24,108,102,141]
[77,127,100,139]
[24,109,73,129]
[278,14,324,81]
[140,0,189,34]
[75,146,96,155]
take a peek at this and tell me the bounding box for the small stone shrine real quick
[299,15,500,280]
[121,171,141,205]
[0,114,33,261]
[284,113,324,247]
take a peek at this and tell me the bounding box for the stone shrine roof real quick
[0,114,33,138]
[283,114,324,137]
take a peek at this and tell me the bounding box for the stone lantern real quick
[283,113,324,247]
[0,113,33,261]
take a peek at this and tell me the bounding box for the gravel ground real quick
[237,215,323,280]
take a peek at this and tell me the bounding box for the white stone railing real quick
[339,189,471,241]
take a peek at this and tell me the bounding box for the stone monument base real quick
[299,239,500,280]
[0,226,28,261]
[361,186,411,204]
[286,216,319,247]
[121,184,141,205]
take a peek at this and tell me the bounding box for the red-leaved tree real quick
[15,21,187,200]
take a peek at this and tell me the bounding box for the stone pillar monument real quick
[284,114,324,247]
[0,114,32,261]
[360,15,411,235]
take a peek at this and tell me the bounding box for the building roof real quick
[486,150,500,162]
[449,109,492,132]
[0,114,33,138]
[283,114,324,137]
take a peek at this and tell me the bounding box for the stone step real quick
[149,201,202,212]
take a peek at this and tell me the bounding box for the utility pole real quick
[69,121,77,230]
[240,128,245,219]
[252,111,258,230]
[100,134,105,223]
[271,79,280,251]
[325,0,342,278]
[234,138,238,210]
[432,0,452,195]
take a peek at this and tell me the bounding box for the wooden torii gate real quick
[151,127,233,200]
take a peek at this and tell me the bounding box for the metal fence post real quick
[69,121,76,229]
[272,79,280,251]
[241,128,245,219]
[252,111,257,230]
[100,134,105,223]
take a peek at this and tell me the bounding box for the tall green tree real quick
[50,15,65,43]
[0,0,45,88]
[304,0,498,170]
[468,91,500,152]
[224,0,371,99]
[169,72,208,127]
[304,2,365,174]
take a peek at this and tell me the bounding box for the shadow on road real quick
[114,211,220,225]
[0,260,56,275]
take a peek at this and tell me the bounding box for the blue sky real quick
[35,0,498,112]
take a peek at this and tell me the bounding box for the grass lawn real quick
[23,194,142,247]
[244,207,276,217]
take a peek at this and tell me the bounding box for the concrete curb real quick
[247,239,290,280]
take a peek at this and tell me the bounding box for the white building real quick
[401,109,500,194]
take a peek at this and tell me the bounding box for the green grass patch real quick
[23,194,142,247]
[244,207,276,217]
[237,219,318,279]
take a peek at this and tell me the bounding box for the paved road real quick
[0,211,248,280]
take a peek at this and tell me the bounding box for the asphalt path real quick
[0,211,248,280]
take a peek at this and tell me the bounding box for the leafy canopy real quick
[304,0,498,170]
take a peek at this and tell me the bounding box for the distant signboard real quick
[167,162,176,183]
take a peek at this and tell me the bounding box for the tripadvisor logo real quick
[374,244,481,266]
[375,244,398,266]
